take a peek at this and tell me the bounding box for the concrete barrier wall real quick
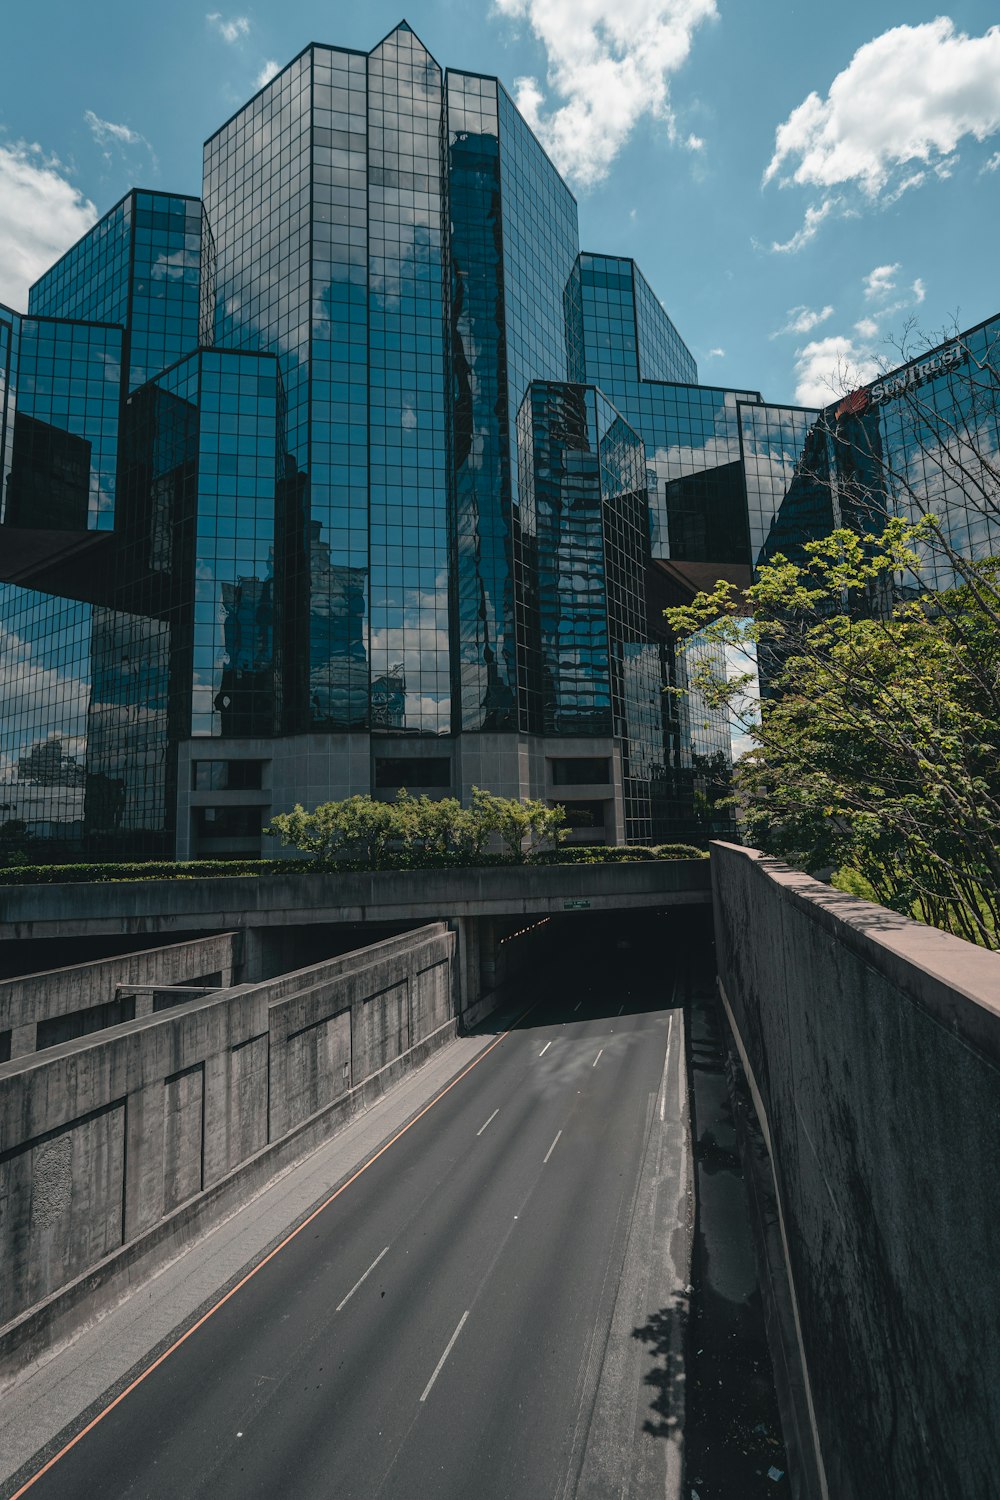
[711,842,1000,1500]
[0,932,240,1059]
[0,924,453,1341]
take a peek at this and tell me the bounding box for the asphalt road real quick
[12,943,684,1500]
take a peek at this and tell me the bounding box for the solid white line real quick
[543,1129,562,1164]
[336,1245,389,1313]
[573,1001,582,1012]
[476,1108,499,1137]
[660,1014,674,1123]
[617,1003,624,1016]
[538,1041,552,1057]
[420,1310,470,1402]
[592,1048,603,1068]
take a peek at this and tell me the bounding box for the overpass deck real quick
[0,860,711,942]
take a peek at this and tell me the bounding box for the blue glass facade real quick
[0,309,122,532]
[29,190,208,396]
[367,27,450,737]
[2,22,996,857]
[826,317,1000,588]
[447,72,514,731]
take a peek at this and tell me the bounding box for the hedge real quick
[0,844,709,885]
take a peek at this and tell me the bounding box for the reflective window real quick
[0,309,122,531]
[550,757,610,785]
[194,804,263,837]
[192,759,265,790]
[373,755,450,787]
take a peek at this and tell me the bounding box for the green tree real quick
[665,518,1000,948]
[266,795,401,867]
[266,789,567,867]
[469,787,566,861]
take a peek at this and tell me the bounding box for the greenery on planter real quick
[264,788,567,866]
[0,842,708,886]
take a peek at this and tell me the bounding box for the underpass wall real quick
[0,923,455,1381]
[711,841,1000,1500]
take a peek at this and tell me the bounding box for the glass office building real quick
[819,318,1000,588]
[2,21,996,858]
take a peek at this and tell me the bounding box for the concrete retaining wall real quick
[0,923,454,1363]
[0,932,240,1059]
[711,842,1000,1500]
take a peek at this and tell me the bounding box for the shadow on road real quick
[632,1296,689,1442]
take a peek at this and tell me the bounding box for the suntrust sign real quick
[834,343,967,420]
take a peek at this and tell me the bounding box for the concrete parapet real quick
[0,923,454,1371]
[711,841,1000,1500]
[0,932,239,1056]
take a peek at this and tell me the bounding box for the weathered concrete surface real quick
[711,841,1000,1500]
[0,924,455,1374]
[0,859,711,943]
[0,931,238,1057]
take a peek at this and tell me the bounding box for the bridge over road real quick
[0,859,711,944]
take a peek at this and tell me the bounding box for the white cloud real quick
[769,197,837,253]
[0,142,97,311]
[686,132,705,151]
[84,110,155,171]
[982,150,1000,173]
[255,60,280,88]
[707,347,725,357]
[883,170,925,204]
[854,317,879,339]
[207,12,250,43]
[856,266,927,326]
[770,303,834,338]
[793,334,880,408]
[84,111,142,149]
[764,19,1000,199]
[864,262,899,300]
[493,0,717,187]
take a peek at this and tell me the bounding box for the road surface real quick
[9,941,687,1500]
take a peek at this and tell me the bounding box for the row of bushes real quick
[0,844,708,886]
[266,789,567,865]
[534,843,707,863]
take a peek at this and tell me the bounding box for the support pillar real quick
[451,916,482,1019]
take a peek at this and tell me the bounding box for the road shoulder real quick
[573,1004,692,1500]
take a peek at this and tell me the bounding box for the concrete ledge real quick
[710,840,1000,1500]
[713,842,1000,1064]
[0,1015,458,1392]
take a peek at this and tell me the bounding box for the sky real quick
[0,1,997,410]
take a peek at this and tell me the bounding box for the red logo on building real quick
[834,387,871,419]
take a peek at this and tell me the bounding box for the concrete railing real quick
[0,859,711,942]
[0,931,240,1059]
[0,923,455,1382]
[711,842,1000,1500]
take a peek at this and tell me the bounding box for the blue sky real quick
[1,0,997,408]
